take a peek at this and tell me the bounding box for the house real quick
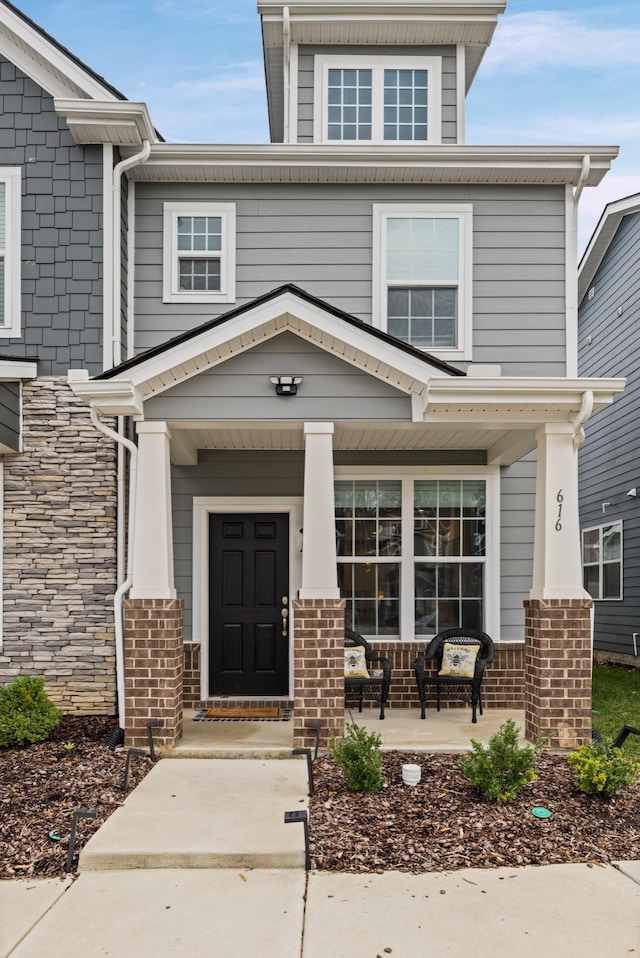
[0,0,625,751]
[578,193,640,667]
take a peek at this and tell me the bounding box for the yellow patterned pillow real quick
[438,642,479,678]
[344,646,369,678]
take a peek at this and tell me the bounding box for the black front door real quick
[208,513,289,696]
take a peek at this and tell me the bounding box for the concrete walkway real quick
[2,756,640,957]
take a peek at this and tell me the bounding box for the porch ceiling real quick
[167,420,536,467]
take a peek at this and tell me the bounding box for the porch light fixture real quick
[269,375,303,396]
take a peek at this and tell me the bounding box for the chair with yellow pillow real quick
[344,629,392,719]
[414,627,494,723]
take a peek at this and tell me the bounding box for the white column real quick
[530,422,586,600]
[299,422,340,599]
[130,421,176,599]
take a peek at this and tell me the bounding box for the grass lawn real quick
[592,664,640,758]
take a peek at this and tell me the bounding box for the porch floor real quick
[164,707,526,758]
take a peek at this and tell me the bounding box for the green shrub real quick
[330,722,385,793]
[567,740,640,797]
[460,718,538,803]
[0,676,62,747]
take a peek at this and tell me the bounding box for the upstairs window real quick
[315,56,441,145]
[582,521,623,600]
[0,168,21,339]
[373,204,473,360]
[163,202,235,304]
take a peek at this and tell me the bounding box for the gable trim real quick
[578,192,640,305]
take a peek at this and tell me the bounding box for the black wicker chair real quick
[414,627,494,723]
[344,629,392,719]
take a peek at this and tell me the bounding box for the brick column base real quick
[292,598,345,749]
[123,599,184,749]
[524,598,592,749]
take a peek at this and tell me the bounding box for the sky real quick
[10,0,640,252]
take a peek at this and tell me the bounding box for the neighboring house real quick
[0,0,625,751]
[578,193,640,667]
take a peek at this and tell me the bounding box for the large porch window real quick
[335,475,488,639]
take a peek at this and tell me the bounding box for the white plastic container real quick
[402,763,421,786]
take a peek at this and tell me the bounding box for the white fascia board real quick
[131,144,618,186]
[578,193,640,305]
[54,100,156,146]
[0,12,121,101]
[426,376,626,412]
[108,292,442,398]
[0,359,38,380]
[67,377,143,416]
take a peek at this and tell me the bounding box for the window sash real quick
[582,522,623,600]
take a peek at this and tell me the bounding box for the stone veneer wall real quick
[0,378,118,712]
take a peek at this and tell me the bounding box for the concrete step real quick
[79,758,309,871]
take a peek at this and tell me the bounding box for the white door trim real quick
[193,496,303,701]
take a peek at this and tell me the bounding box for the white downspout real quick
[90,405,138,731]
[565,154,591,377]
[283,6,291,143]
[111,139,151,369]
[572,389,594,449]
[101,140,149,728]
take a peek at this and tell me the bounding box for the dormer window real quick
[314,56,442,145]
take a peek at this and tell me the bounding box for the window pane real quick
[582,528,600,564]
[603,563,621,598]
[602,525,621,561]
[176,216,221,254]
[178,258,221,291]
[387,287,456,348]
[583,564,600,599]
[383,69,429,142]
[326,68,372,141]
[340,562,400,636]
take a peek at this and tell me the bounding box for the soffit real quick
[125,144,617,186]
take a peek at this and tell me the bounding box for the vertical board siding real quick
[135,183,566,375]
[0,57,104,375]
[500,452,536,641]
[578,210,640,657]
[296,45,458,144]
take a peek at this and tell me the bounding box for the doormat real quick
[194,707,293,722]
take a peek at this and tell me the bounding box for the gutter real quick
[89,406,138,732]
[283,6,291,143]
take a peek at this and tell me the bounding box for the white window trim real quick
[0,168,21,339]
[192,496,303,701]
[313,55,442,145]
[334,466,500,641]
[372,203,473,362]
[162,202,236,304]
[582,520,623,601]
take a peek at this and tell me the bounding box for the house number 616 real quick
[555,490,563,531]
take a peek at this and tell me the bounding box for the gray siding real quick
[144,331,412,422]
[172,450,490,643]
[296,45,458,144]
[0,57,104,375]
[0,381,20,451]
[500,453,536,642]
[578,210,640,657]
[135,182,567,376]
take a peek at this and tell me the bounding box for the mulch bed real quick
[309,751,640,873]
[3,718,640,880]
[0,715,153,880]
